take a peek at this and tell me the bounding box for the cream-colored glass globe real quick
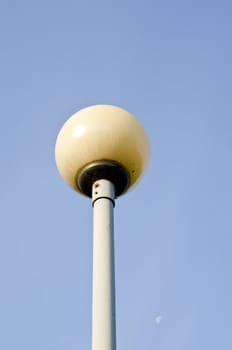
[55,105,150,195]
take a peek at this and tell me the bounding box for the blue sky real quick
[1,1,231,349]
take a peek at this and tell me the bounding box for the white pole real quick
[92,179,116,350]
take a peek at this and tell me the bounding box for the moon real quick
[155,315,163,324]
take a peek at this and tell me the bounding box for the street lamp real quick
[55,104,150,350]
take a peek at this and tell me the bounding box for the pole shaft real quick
[92,179,116,350]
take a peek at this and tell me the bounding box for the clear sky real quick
[1,1,231,349]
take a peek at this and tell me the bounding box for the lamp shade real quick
[55,105,150,196]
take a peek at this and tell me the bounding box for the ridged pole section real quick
[92,179,116,350]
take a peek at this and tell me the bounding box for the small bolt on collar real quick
[92,179,115,207]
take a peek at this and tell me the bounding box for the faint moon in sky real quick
[155,315,163,324]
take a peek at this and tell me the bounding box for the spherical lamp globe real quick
[55,105,150,197]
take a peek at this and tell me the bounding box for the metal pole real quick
[91,179,116,350]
